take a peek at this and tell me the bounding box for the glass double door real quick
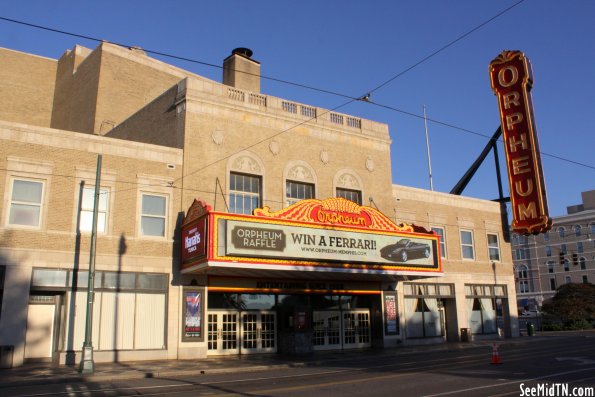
[312,310,371,351]
[208,310,276,355]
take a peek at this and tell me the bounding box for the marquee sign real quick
[489,50,551,234]
[180,198,442,275]
[225,218,437,267]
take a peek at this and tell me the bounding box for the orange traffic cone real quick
[491,343,502,365]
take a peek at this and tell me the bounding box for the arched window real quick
[558,227,566,238]
[518,265,529,293]
[284,160,317,207]
[227,151,265,215]
[334,169,363,205]
[574,225,581,237]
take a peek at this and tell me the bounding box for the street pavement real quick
[0,331,591,389]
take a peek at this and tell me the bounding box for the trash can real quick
[527,322,535,337]
[460,328,471,342]
[0,345,14,369]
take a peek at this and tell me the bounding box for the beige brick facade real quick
[0,42,517,367]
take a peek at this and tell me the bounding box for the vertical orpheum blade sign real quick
[489,50,551,235]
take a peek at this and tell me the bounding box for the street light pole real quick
[79,154,102,374]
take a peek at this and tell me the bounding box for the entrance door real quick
[241,311,276,354]
[312,310,371,350]
[208,311,276,355]
[208,311,240,355]
[343,310,371,349]
[312,311,342,351]
[24,303,55,359]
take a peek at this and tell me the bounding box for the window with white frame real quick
[229,172,261,215]
[547,261,554,273]
[79,187,109,233]
[8,178,44,227]
[565,276,571,284]
[460,230,475,260]
[431,226,447,259]
[336,188,362,205]
[546,246,552,257]
[487,233,500,261]
[558,227,565,238]
[563,259,570,272]
[285,180,314,207]
[574,225,581,237]
[518,265,529,293]
[580,257,586,270]
[141,194,167,237]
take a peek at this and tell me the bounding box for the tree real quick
[541,283,595,326]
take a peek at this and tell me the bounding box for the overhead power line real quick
[1,0,593,183]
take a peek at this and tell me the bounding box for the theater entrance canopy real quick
[180,198,442,282]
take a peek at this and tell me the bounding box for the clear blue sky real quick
[1,1,593,218]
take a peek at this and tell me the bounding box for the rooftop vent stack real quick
[223,48,260,93]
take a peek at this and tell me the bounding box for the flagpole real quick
[423,105,434,191]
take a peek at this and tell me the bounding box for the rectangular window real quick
[577,241,584,254]
[520,280,529,293]
[560,244,567,255]
[546,246,552,257]
[9,179,43,227]
[565,276,572,284]
[230,172,261,215]
[336,188,362,205]
[487,233,500,261]
[583,275,588,284]
[460,230,475,260]
[286,180,314,207]
[431,227,447,259]
[550,278,556,291]
[141,194,167,237]
[79,187,109,233]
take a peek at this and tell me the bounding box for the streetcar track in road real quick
[13,341,595,397]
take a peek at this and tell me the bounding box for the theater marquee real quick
[489,50,551,235]
[180,198,442,275]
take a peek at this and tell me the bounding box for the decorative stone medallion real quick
[365,157,375,172]
[269,140,280,156]
[212,130,224,145]
[320,149,329,165]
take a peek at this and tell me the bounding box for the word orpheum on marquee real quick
[489,50,551,235]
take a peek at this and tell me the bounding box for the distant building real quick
[0,42,518,367]
[512,190,595,311]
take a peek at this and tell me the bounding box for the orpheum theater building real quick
[0,42,518,366]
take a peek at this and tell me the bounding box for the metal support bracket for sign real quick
[449,126,511,242]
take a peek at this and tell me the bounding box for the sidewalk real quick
[0,336,553,388]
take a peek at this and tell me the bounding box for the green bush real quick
[542,322,563,331]
[563,319,593,330]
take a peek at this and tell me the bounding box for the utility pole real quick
[80,154,102,374]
